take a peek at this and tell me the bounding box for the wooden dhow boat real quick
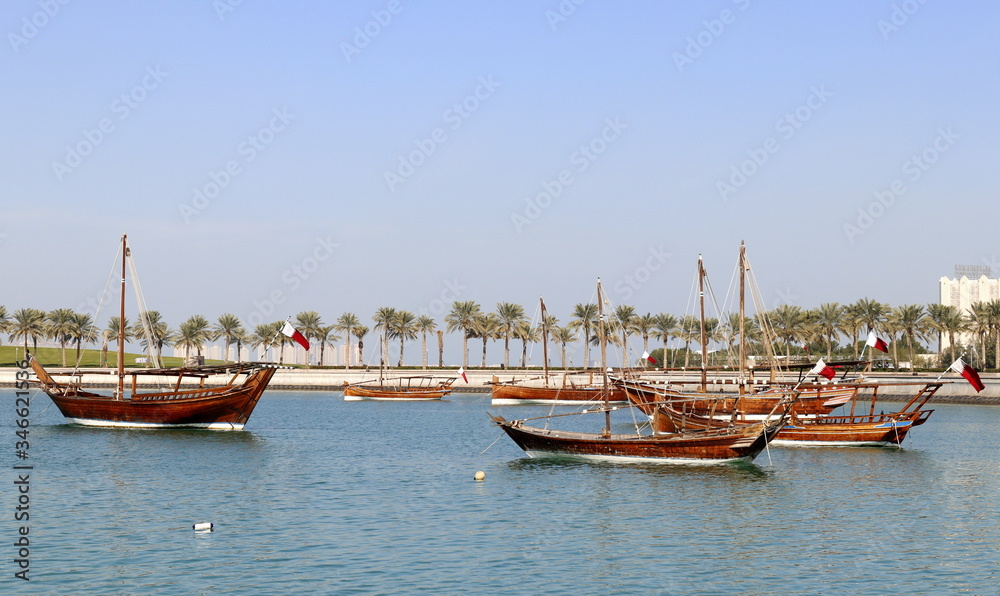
[642,380,940,448]
[343,330,454,401]
[343,376,455,401]
[490,371,628,405]
[490,297,626,406]
[489,279,794,465]
[616,375,855,420]
[29,234,276,430]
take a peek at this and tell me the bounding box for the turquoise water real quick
[4,391,998,595]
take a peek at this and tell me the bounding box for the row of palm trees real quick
[0,297,992,369]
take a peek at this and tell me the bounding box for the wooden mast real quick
[598,278,610,436]
[540,297,549,387]
[698,254,708,393]
[117,234,127,400]
[739,241,747,396]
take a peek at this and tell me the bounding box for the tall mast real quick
[540,297,549,386]
[698,254,708,393]
[597,278,610,436]
[739,241,746,395]
[117,234,127,399]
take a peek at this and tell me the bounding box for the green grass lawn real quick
[0,345,223,368]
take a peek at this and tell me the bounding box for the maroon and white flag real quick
[866,331,889,353]
[458,367,468,383]
[950,358,985,392]
[282,321,310,351]
[642,351,657,365]
[809,358,836,380]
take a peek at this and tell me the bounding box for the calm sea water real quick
[3,390,998,595]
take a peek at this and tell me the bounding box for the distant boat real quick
[343,376,455,401]
[643,380,940,448]
[30,234,276,430]
[490,278,795,465]
[490,297,626,406]
[490,371,628,405]
[343,330,454,401]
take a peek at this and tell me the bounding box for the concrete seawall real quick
[2,367,998,404]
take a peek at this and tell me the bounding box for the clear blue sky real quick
[2,0,998,364]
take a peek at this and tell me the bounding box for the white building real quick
[939,273,1000,350]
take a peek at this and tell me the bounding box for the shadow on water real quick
[40,423,266,449]
[505,455,773,480]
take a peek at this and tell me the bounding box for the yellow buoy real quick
[474,470,486,481]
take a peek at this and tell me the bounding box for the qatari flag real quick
[866,331,889,353]
[282,321,310,350]
[809,358,835,380]
[950,358,985,392]
[642,351,657,365]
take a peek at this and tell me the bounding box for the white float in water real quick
[192,522,214,531]
[474,471,486,481]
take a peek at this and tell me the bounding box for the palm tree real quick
[335,313,360,369]
[966,302,991,368]
[46,308,76,366]
[941,306,967,364]
[213,313,244,363]
[436,330,445,367]
[294,311,323,366]
[131,311,173,365]
[68,312,99,365]
[444,300,481,369]
[231,326,248,362]
[353,325,369,366]
[0,305,10,336]
[885,304,923,371]
[770,304,808,357]
[675,314,700,368]
[105,315,134,368]
[634,313,657,365]
[372,306,398,366]
[812,303,843,360]
[495,302,526,369]
[840,302,866,359]
[314,325,340,366]
[416,315,436,369]
[653,312,677,367]
[925,303,952,366]
[569,303,598,369]
[176,315,212,362]
[611,305,638,367]
[9,308,46,356]
[251,322,281,361]
[390,310,418,367]
[472,313,501,368]
[988,300,1000,370]
[514,320,539,368]
[551,326,576,370]
[857,298,889,350]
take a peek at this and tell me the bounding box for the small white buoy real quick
[474,471,486,481]
[192,522,214,532]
